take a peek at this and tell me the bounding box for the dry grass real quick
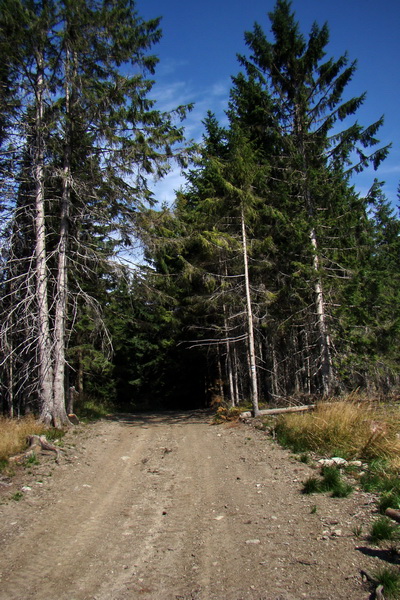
[274,400,400,465]
[0,416,48,463]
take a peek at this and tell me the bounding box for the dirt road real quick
[0,411,383,599]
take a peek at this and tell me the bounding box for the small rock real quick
[318,457,347,467]
[348,460,362,468]
[21,486,31,492]
[331,529,342,537]
[246,539,261,544]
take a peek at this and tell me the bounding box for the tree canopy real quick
[0,0,398,422]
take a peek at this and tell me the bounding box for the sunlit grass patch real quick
[0,416,47,463]
[274,400,400,466]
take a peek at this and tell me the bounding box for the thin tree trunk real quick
[310,228,333,395]
[241,207,259,415]
[53,47,73,427]
[233,345,240,405]
[221,258,237,407]
[35,56,54,424]
[216,348,225,403]
[271,344,279,399]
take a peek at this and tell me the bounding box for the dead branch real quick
[385,508,400,523]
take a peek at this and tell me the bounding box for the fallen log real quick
[240,404,316,419]
[385,508,400,523]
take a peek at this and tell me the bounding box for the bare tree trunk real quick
[225,331,237,406]
[241,207,259,416]
[35,57,54,424]
[310,228,333,395]
[216,348,225,403]
[233,345,240,405]
[271,344,279,399]
[222,258,237,407]
[53,47,73,427]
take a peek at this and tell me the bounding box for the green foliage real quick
[44,428,66,443]
[1,0,398,420]
[74,397,114,422]
[361,463,400,494]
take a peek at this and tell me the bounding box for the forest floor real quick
[0,409,394,600]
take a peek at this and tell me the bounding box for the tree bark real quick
[34,54,54,425]
[53,46,74,427]
[310,228,334,395]
[241,207,259,416]
[240,404,316,418]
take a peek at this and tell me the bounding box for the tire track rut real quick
[0,411,379,599]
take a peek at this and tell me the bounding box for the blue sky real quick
[137,0,400,209]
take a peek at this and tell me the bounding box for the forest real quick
[0,0,399,426]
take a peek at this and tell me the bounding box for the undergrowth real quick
[74,397,114,422]
[0,415,65,471]
[273,400,400,466]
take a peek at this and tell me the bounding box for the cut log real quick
[240,404,316,419]
[68,413,80,425]
[385,508,400,523]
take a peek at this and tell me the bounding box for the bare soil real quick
[0,410,392,600]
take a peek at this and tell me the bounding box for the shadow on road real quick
[105,408,215,427]
[356,545,400,565]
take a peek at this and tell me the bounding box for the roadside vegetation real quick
[0,416,47,464]
[270,397,400,528]
[272,399,400,466]
[0,416,64,472]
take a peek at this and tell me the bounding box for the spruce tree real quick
[229,0,390,395]
[0,0,191,424]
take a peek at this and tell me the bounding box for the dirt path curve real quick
[0,411,382,599]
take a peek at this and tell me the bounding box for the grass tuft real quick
[302,465,353,497]
[373,567,400,599]
[370,517,399,544]
[302,477,321,494]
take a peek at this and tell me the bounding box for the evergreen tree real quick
[227,0,390,395]
[0,0,191,424]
